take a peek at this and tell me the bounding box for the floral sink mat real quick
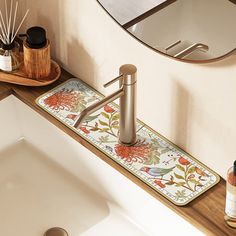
[36,78,220,206]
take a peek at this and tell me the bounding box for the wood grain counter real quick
[0,69,234,236]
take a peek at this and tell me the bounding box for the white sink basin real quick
[0,95,204,236]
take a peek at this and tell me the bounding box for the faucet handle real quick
[104,74,123,88]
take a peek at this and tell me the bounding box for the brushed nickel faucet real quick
[74,64,137,146]
[174,43,209,59]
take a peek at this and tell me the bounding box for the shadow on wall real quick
[23,0,97,86]
[66,36,96,85]
[30,0,63,60]
[170,80,191,151]
[21,0,61,63]
[170,78,236,178]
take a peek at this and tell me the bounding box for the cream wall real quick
[21,0,236,179]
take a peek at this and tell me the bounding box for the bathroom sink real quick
[0,140,109,236]
[0,95,204,236]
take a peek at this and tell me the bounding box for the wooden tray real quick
[0,60,61,86]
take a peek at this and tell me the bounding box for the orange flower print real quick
[115,140,151,163]
[195,167,209,177]
[66,114,78,121]
[104,105,115,113]
[79,127,90,134]
[44,88,80,112]
[178,157,190,165]
[154,180,166,188]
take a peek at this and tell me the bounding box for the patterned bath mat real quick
[36,78,220,206]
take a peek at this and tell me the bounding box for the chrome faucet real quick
[74,64,137,146]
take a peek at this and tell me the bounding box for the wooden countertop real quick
[0,69,235,236]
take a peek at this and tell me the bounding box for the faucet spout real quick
[74,64,137,146]
[74,88,124,129]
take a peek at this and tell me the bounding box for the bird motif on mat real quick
[140,166,175,178]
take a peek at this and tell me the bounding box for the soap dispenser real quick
[23,26,51,79]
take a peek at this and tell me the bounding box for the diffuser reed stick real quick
[7,0,13,42]
[0,20,7,44]
[0,0,29,45]
[0,10,7,40]
[4,0,8,32]
[11,1,18,43]
[11,9,29,43]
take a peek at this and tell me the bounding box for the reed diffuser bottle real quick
[0,0,29,72]
[0,40,21,72]
[225,161,236,228]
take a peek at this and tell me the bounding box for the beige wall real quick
[22,0,236,179]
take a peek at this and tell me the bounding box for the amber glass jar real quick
[225,161,236,228]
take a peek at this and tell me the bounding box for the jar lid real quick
[26,26,47,49]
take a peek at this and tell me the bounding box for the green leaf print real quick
[175,182,186,187]
[189,179,201,185]
[99,135,110,143]
[176,164,185,172]
[101,112,110,119]
[112,113,119,121]
[71,103,86,113]
[144,148,160,165]
[99,120,109,126]
[175,190,187,201]
[144,154,160,165]
[174,173,185,180]
[99,128,110,133]
[187,166,196,174]
[87,96,97,103]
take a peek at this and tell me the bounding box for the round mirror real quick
[97,0,236,63]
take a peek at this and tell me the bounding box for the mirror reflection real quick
[97,0,236,63]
